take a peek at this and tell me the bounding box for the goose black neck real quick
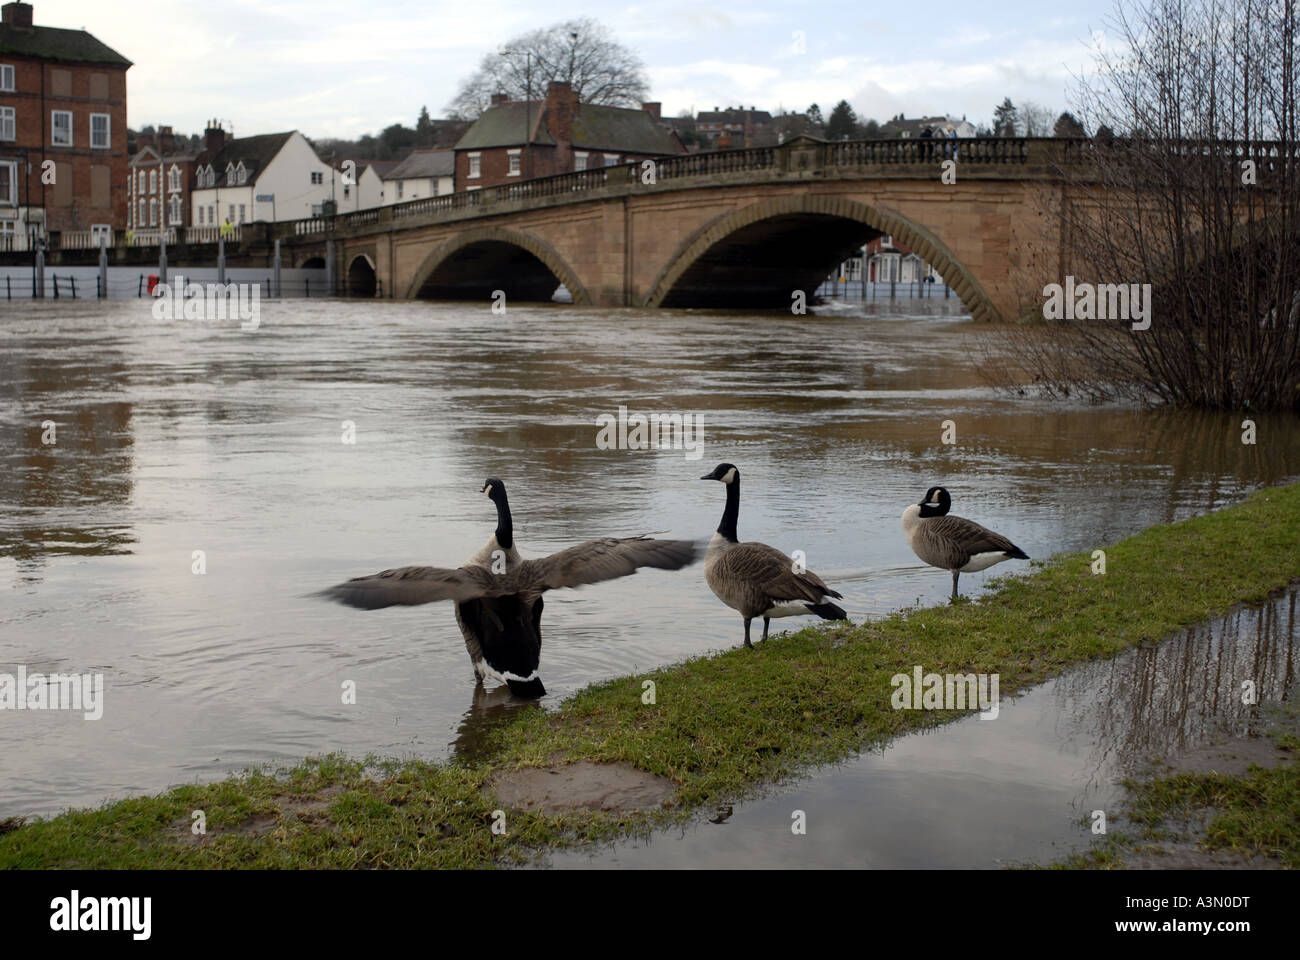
[492,492,514,549]
[716,477,739,542]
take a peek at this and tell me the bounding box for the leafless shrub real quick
[1006,0,1300,412]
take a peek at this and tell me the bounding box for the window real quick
[197,205,204,225]
[89,73,108,100]
[235,162,246,185]
[227,204,234,222]
[238,204,245,223]
[90,113,110,149]
[0,160,16,204]
[51,110,72,146]
[208,205,215,224]
[507,149,521,176]
[138,171,146,193]
[148,198,157,226]
[603,153,619,167]
[396,181,404,200]
[138,198,146,225]
[310,171,323,185]
[0,106,14,142]
[0,64,13,92]
[468,153,481,179]
[168,165,181,192]
[343,184,350,199]
[148,169,157,193]
[169,196,182,225]
[50,69,71,97]
[226,163,235,184]
[574,151,588,171]
[311,203,323,217]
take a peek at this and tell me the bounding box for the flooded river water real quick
[2,298,1298,863]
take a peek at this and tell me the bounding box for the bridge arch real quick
[405,226,591,304]
[346,253,377,297]
[643,194,1000,322]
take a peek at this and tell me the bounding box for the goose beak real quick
[700,473,714,480]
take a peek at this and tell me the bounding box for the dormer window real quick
[235,162,247,185]
[225,163,236,184]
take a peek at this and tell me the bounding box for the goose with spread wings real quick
[700,462,848,648]
[319,478,699,697]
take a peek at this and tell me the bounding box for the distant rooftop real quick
[0,2,131,66]
[385,149,454,180]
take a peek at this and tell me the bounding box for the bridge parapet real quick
[271,135,1293,249]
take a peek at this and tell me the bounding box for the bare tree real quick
[1000,0,1300,411]
[1019,101,1057,136]
[446,18,649,119]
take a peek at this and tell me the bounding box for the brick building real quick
[454,82,684,192]
[0,1,132,246]
[128,125,197,233]
[695,106,775,148]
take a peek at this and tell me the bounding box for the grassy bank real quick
[1055,703,1300,869]
[4,482,1300,869]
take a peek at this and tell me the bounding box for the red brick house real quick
[453,81,684,192]
[0,1,132,246]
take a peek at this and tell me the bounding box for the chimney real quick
[204,120,226,157]
[2,1,33,27]
[490,93,509,106]
[641,101,661,120]
[545,80,579,153]
[159,125,175,154]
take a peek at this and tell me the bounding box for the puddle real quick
[535,587,1298,869]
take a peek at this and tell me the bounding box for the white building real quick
[191,128,338,227]
[337,160,395,213]
[382,149,453,205]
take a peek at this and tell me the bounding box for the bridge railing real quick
[273,137,1296,244]
[393,190,482,220]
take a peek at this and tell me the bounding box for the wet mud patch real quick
[490,762,676,814]
[172,786,344,844]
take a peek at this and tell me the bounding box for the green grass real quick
[4,481,1300,869]
[1055,712,1300,869]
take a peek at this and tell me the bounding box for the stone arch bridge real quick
[276,137,1095,322]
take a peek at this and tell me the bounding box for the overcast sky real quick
[35,0,1121,140]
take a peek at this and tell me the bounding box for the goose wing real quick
[927,515,1027,561]
[715,542,841,602]
[526,536,700,591]
[318,564,498,610]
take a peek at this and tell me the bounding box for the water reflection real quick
[0,332,136,567]
[448,684,543,765]
[539,587,1300,869]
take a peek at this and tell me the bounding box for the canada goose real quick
[319,478,699,698]
[901,486,1029,600]
[700,463,848,648]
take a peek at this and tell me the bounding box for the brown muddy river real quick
[2,297,1298,865]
